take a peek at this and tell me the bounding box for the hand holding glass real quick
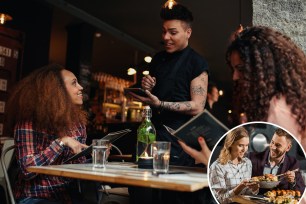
[152,141,171,174]
[92,139,110,168]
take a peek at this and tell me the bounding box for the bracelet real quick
[159,101,165,111]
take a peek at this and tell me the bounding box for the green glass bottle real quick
[136,106,156,161]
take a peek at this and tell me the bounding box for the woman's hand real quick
[245,180,259,193]
[61,136,88,154]
[233,179,250,195]
[178,136,211,166]
[142,75,156,91]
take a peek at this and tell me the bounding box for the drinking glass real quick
[152,141,171,174]
[92,139,110,168]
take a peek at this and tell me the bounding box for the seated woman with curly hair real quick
[6,64,88,204]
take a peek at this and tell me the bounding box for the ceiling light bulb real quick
[0,13,12,25]
[164,0,177,9]
[142,70,149,75]
[219,90,223,96]
[127,68,137,75]
[95,32,102,38]
[144,56,152,63]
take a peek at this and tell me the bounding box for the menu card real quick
[164,109,229,150]
[64,129,131,163]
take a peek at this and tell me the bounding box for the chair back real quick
[0,139,14,172]
[1,141,16,204]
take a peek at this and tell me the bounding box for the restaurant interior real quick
[1,0,306,204]
[0,0,253,154]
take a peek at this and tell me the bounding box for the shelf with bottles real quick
[91,72,143,123]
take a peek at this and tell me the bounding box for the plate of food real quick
[251,174,280,189]
[264,190,301,204]
[264,189,301,199]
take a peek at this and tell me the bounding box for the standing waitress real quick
[132,2,209,167]
[129,3,214,204]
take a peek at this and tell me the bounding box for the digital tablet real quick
[124,88,148,97]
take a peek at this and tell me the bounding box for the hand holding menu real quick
[64,129,131,163]
[164,109,229,151]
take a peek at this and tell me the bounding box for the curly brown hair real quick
[6,63,87,135]
[226,26,306,133]
[218,126,249,165]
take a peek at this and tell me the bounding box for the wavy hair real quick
[6,63,87,135]
[226,26,306,132]
[218,127,249,165]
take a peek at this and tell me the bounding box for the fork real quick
[276,168,299,177]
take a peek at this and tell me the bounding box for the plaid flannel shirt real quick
[209,157,257,204]
[14,121,87,202]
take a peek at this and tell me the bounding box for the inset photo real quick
[208,122,306,204]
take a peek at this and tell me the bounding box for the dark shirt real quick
[149,46,209,166]
[248,149,305,194]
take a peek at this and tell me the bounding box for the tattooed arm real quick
[162,71,208,115]
[129,71,208,116]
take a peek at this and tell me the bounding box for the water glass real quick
[152,141,171,174]
[92,139,110,168]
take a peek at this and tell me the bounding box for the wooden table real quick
[27,162,208,192]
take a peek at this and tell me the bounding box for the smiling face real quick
[61,69,83,105]
[269,133,291,160]
[230,137,249,160]
[162,19,191,53]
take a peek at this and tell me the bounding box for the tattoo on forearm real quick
[170,102,180,110]
[184,102,192,111]
[164,102,170,110]
[164,102,181,111]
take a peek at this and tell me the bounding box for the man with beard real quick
[248,128,305,194]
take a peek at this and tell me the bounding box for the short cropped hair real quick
[275,128,293,144]
[160,4,193,27]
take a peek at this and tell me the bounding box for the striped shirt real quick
[14,121,87,202]
[209,157,256,204]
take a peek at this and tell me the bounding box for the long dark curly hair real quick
[226,26,306,133]
[6,63,87,135]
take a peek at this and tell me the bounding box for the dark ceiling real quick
[45,0,252,86]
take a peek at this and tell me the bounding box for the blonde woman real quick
[209,127,258,204]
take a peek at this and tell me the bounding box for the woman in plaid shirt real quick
[209,127,259,204]
[6,64,88,204]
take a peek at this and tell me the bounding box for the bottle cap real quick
[142,106,152,117]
